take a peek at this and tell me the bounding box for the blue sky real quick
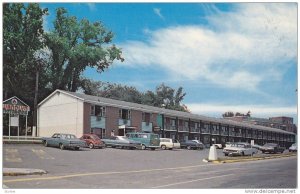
[41,3,297,122]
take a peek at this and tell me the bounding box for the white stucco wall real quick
[37,91,84,138]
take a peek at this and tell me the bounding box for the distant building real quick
[225,116,297,134]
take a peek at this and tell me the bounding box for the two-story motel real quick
[37,90,296,147]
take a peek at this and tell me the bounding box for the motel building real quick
[37,90,296,148]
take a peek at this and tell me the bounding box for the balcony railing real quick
[235,132,242,137]
[118,119,131,126]
[178,126,189,132]
[220,131,228,136]
[246,134,252,138]
[164,125,176,131]
[258,134,263,139]
[190,127,200,133]
[201,128,210,134]
[91,116,106,128]
[211,130,219,135]
[142,122,153,132]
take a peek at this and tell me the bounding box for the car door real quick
[53,134,61,147]
[244,145,252,155]
[47,134,57,146]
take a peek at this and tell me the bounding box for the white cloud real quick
[87,3,96,11]
[120,3,297,92]
[153,8,165,20]
[187,103,297,118]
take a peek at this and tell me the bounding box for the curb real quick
[3,168,47,176]
[204,153,297,164]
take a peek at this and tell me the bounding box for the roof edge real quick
[38,90,84,107]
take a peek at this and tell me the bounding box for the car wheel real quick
[241,152,245,156]
[89,143,94,149]
[59,144,64,150]
[187,146,191,150]
[44,141,48,147]
[161,145,166,150]
[74,147,80,151]
[141,144,146,150]
[224,153,228,156]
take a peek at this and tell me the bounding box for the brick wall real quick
[151,113,158,126]
[131,110,142,131]
[105,106,119,136]
[83,103,91,134]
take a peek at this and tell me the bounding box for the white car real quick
[289,143,297,152]
[223,142,258,156]
[160,138,180,150]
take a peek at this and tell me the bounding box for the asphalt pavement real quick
[2,144,297,189]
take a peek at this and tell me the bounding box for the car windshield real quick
[91,135,100,140]
[231,143,246,148]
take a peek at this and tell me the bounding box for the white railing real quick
[3,136,42,143]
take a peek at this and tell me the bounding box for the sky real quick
[40,2,297,122]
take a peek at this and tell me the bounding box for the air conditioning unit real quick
[96,116,102,121]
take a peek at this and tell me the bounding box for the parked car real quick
[225,142,234,147]
[159,138,180,150]
[289,143,297,152]
[223,142,258,156]
[251,144,263,150]
[80,134,105,149]
[180,140,203,150]
[126,132,160,150]
[42,133,86,150]
[191,140,205,149]
[101,136,142,149]
[260,143,285,154]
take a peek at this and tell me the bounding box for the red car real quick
[80,134,105,149]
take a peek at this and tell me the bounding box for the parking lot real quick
[3,144,297,189]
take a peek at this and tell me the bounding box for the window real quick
[91,105,106,117]
[142,112,151,123]
[184,121,189,127]
[119,109,131,120]
[171,119,176,126]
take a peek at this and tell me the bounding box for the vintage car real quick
[180,140,204,150]
[42,133,86,150]
[223,142,258,156]
[101,136,142,149]
[191,140,205,149]
[260,143,285,154]
[159,138,180,150]
[80,134,105,149]
[289,143,297,152]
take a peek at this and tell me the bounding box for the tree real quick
[3,3,48,101]
[80,80,189,112]
[222,111,234,118]
[3,3,49,129]
[44,8,124,92]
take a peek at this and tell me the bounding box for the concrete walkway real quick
[3,168,47,176]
